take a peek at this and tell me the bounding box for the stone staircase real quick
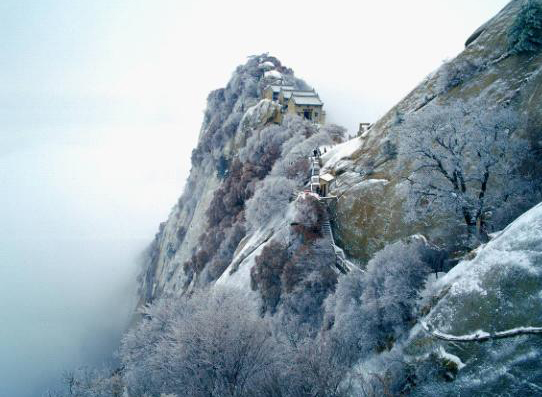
[320,209,351,273]
[293,156,351,273]
[321,213,334,245]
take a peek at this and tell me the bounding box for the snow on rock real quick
[259,61,275,70]
[433,329,491,341]
[215,228,270,293]
[320,136,362,173]
[215,215,289,292]
[406,202,542,395]
[264,70,282,80]
[430,202,542,309]
[236,99,280,145]
[438,347,466,370]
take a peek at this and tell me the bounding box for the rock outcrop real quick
[405,202,542,395]
[322,0,542,263]
[138,55,319,303]
[135,2,542,395]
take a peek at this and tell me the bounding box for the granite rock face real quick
[405,202,542,396]
[136,3,542,394]
[322,0,542,264]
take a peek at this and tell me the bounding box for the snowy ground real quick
[320,136,362,173]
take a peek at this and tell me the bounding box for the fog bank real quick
[0,0,508,395]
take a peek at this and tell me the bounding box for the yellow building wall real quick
[286,100,325,124]
[263,87,274,100]
[278,91,291,105]
[273,109,283,124]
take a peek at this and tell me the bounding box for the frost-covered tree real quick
[120,288,279,397]
[435,58,483,94]
[399,100,531,243]
[324,239,430,361]
[320,124,347,143]
[363,238,430,340]
[271,129,334,184]
[245,176,296,230]
[57,367,123,397]
[287,336,352,397]
[508,0,542,55]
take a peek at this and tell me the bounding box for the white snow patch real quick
[360,128,371,138]
[215,246,263,293]
[264,70,282,79]
[495,326,542,336]
[346,178,389,194]
[363,178,389,185]
[259,61,275,70]
[432,202,542,299]
[434,329,490,341]
[438,346,466,370]
[215,214,290,291]
[215,229,269,290]
[448,272,487,296]
[410,234,429,244]
[320,137,362,172]
[297,191,320,200]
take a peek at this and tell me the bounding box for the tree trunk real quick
[476,215,489,243]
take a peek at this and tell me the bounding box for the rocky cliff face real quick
[134,2,542,394]
[406,202,542,395]
[138,54,333,305]
[140,0,542,311]
[323,0,542,263]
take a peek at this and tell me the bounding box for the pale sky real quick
[0,1,509,396]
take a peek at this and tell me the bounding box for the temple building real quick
[286,92,325,123]
[263,83,325,124]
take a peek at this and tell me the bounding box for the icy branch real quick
[422,322,542,342]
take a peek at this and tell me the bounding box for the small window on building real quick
[315,112,319,117]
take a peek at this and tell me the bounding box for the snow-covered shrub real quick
[292,194,320,228]
[435,58,483,93]
[291,194,324,243]
[508,0,542,55]
[245,176,296,231]
[380,139,397,160]
[398,99,533,245]
[322,268,365,366]
[222,111,243,138]
[206,221,245,281]
[239,124,291,168]
[251,240,290,313]
[251,196,335,324]
[286,335,352,397]
[57,367,123,397]
[364,239,430,339]
[324,238,430,361]
[392,109,405,125]
[271,130,334,185]
[120,288,279,397]
[320,124,347,143]
[216,154,229,179]
[279,249,337,330]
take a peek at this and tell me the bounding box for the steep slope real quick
[140,0,542,311]
[138,55,342,315]
[405,202,542,395]
[91,2,542,396]
[139,55,291,302]
[322,0,542,263]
